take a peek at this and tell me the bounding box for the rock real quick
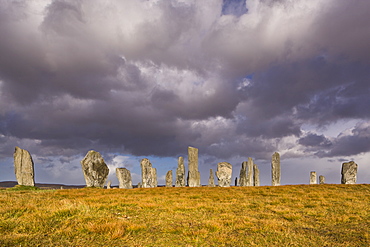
[216,162,232,187]
[310,171,317,184]
[208,169,215,187]
[341,161,358,184]
[166,170,173,187]
[253,163,260,186]
[80,150,109,188]
[116,168,133,189]
[319,175,325,184]
[239,158,254,186]
[239,161,247,186]
[187,146,201,187]
[137,182,142,188]
[140,158,157,188]
[175,157,186,187]
[107,180,112,189]
[271,152,281,186]
[13,146,35,186]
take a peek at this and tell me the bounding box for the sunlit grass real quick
[0,184,369,246]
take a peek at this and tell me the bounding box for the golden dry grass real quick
[0,184,369,246]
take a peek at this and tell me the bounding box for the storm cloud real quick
[1,0,369,184]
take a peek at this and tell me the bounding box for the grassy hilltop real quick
[0,184,369,246]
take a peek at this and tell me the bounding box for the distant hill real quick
[0,181,85,189]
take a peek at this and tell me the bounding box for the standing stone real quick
[107,180,112,189]
[253,163,260,186]
[140,158,157,188]
[175,157,186,187]
[116,168,133,189]
[319,175,325,184]
[271,152,281,186]
[341,161,358,184]
[13,147,35,186]
[166,170,173,187]
[80,150,109,188]
[310,171,317,184]
[137,182,142,188]
[152,168,158,187]
[216,162,232,187]
[239,161,247,186]
[187,146,201,187]
[208,169,215,187]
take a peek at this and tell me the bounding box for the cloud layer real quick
[1,0,370,184]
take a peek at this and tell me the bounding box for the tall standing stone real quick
[246,157,253,186]
[239,161,247,186]
[80,150,109,188]
[216,162,232,187]
[187,146,201,187]
[140,158,157,188]
[116,168,133,189]
[166,170,173,187]
[310,171,317,184]
[253,163,260,186]
[271,152,281,186]
[175,157,186,187]
[341,161,358,184]
[319,175,325,184]
[13,146,35,186]
[208,169,215,187]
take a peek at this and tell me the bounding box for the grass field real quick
[0,184,369,246]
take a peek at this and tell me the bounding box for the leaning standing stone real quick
[310,171,317,184]
[14,146,35,186]
[216,162,232,187]
[166,170,173,187]
[187,146,201,187]
[80,150,109,188]
[253,163,260,186]
[271,152,281,186]
[208,169,215,187]
[116,168,133,189]
[319,175,325,184]
[175,157,186,187]
[341,161,358,184]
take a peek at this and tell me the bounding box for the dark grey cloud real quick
[0,0,370,185]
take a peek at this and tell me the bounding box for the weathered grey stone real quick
[216,162,232,187]
[310,171,317,184]
[253,163,260,186]
[166,170,173,187]
[175,157,186,187]
[271,152,281,186]
[239,158,254,186]
[239,161,247,186]
[14,146,35,186]
[137,182,142,188]
[152,168,158,188]
[107,180,112,189]
[341,161,358,184]
[319,175,325,184]
[140,158,157,188]
[80,150,109,188]
[187,146,201,187]
[116,168,133,189]
[208,169,215,187]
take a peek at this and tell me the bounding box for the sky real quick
[0,0,369,186]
